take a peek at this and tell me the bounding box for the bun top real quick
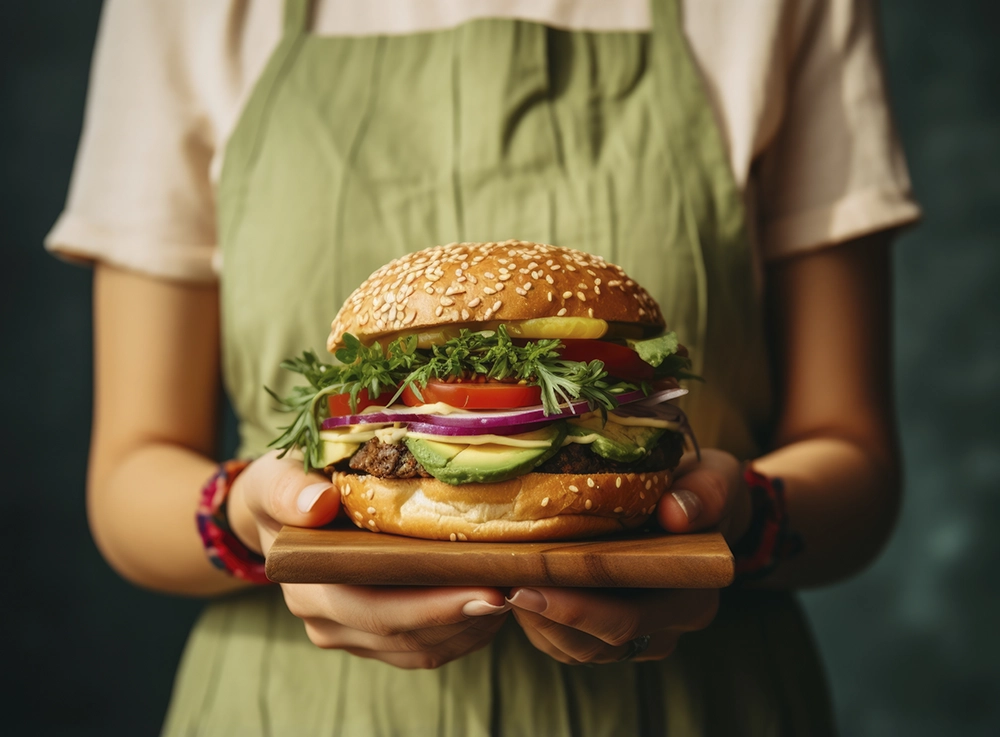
[327,240,665,350]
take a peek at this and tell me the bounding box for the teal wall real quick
[801,2,1000,735]
[2,1,997,734]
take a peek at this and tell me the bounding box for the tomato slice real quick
[557,340,654,381]
[400,380,543,409]
[327,388,391,417]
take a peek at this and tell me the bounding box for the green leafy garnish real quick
[628,332,701,382]
[269,327,691,472]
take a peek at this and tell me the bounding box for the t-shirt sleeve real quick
[45,0,223,282]
[755,0,921,260]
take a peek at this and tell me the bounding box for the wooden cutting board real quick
[266,525,734,588]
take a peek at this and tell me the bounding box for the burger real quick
[269,240,697,542]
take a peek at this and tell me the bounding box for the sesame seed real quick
[458,533,467,541]
[467,274,478,284]
[568,484,579,492]
[551,264,561,271]
[483,287,496,295]
[594,278,602,285]
[588,308,594,318]
[645,480,652,490]
[615,477,622,488]
[639,492,646,499]
[367,506,377,514]
[484,272,496,279]
[614,507,624,514]
[547,292,554,302]
[541,497,550,507]
[435,306,444,317]
[450,533,457,541]
[557,308,567,316]
[440,296,454,306]
[445,286,465,296]
[354,511,363,520]
[562,291,573,299]
[461,309,470,320]
[367,489,375,499]
[499,273,511,281]
[585,499,593,510]
[577,291,586,301]
[587,478,595,487]
[594,287,601,295]
[368,519,377,528]
[523,282,532,291]
[495,282,505,291]
[566,265,576,272]
[515,287,526,296]
[468,297,482,308]
[545,274,555,284]
[492,300,502,312]
[344,485,351,496]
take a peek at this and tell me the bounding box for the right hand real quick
[227,451,510,669]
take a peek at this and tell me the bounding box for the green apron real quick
[162,1,834,734]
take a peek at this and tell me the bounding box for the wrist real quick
[227,469,263,556]
[196,459,270,585]
[730,465,803,584]
[724,468,754,545]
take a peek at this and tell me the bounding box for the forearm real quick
[88,442,249,596]
[753,435,899,588]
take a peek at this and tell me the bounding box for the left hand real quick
[510,449,751,664]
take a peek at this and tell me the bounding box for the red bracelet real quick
[196,459,271,585]
[731,466,803,582]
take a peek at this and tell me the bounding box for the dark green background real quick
[2,2,997,735]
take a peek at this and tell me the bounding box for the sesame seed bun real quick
[333,469,674,542]
[327,240,665,350]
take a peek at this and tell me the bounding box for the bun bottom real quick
[333,469,675,542]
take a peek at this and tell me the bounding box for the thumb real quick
[230,451,341,555]
[657,449,745,539]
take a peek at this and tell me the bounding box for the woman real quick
[48,0,919,734]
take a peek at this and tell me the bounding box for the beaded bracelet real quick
[731,466,803,583]
[196,459,271,585]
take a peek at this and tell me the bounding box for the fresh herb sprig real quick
[397,325,618,414]
[268,327,688,472]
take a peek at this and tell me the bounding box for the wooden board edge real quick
[266,527,735,588]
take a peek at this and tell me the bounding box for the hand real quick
[227,451,510,669]
[659,448,752,545]
[510,448,751,664]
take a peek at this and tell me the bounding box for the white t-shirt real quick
[46,0,920,283]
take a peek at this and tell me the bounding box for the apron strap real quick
[283,0,311,36]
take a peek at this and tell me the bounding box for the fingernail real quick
[297,483,331,514]
[507,588,547,613]
[462,600,510,617]
[671,489,702,522]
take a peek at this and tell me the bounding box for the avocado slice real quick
[566,417,665,463]
[404,423,567,485]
